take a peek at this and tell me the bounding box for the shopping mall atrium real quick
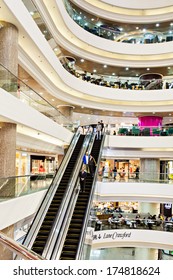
[1,0,173,260]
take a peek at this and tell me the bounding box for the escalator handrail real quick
[0,231,45,260]
[23,130,80,249]
[42,132,92,259]
[48,132,96,260]
[76,133,106,260]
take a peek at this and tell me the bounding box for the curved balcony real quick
[101,0,173,10]
[65,0,173,45]
[72,0,173,23]
[61,60,173,91]
[21,0,173,67]
[6,0,173,112]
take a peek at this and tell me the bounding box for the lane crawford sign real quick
[93,231,132,242]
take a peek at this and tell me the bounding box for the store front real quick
[30,155,56,176]
[16,151,30,176]
[99,158,140,179]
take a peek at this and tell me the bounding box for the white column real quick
[138,202,160,215]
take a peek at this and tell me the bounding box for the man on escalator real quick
[88,154,97,177]
[79,166,87,192]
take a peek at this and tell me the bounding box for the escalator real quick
[59,137,102,260]
[30,134,85,256]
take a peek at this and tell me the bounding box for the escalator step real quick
[63,244,77,250]
[65,239,79,245]
[68,228,81,233]
[61,251,76,257]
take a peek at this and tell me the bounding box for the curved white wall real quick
[72,0,173,23]
[0,190,47,230]
[91,229,173,250]
[104,135,173,149]
[101,0,173,9]
[95,182,173,203]
[58,1,173,56]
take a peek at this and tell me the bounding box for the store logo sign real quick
[93,231,131,241]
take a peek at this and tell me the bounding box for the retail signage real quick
[93,231,131,242]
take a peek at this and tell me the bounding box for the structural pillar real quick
[0,21,18,75]
[0,123,17,197]
[138,202,160,215]
[140,158,160,181]
[0,225,14,260]
[57,105,74,126]
[0,22,18,259]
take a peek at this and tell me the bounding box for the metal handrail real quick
[42,132,92,259]
[76,133,106,260]
[49,132,96,260]
[0,231,44,260]
[22,131,80,249]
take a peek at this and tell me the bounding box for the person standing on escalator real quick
[79,166,87,192]
[88,154,97,177]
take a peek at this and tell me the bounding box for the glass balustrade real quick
[0,174,52,201]
[64,0,173,44]
[0,64,73,130]
[61,61,173,91]
[97,172,172,183]
[103,124,173,136]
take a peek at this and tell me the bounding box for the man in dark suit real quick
[88,155,97,177]
[79,166,87,192]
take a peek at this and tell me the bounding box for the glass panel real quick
[0,64,73,130]
[0,175,52,200]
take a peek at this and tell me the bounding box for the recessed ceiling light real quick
[168,67,171,69]
[93,69,97,73]
[91,18,95,21]
[169,113,172,116]
[125,67,129,71]
[156,23,160,27]
[52,99,55,101]
[80,59,84,62]
[103,65,107,68]
[136,74,139,76]
[170,23,173,26]
[136,27,139,30]
[112,73,115,75]
[147,68,150,71]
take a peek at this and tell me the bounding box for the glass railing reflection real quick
[64,0,173,45]
[104,125,173,137]
[62,61,173,91]
[0,174,52,200]
[0,64,73,130]
[97,171,172,183]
